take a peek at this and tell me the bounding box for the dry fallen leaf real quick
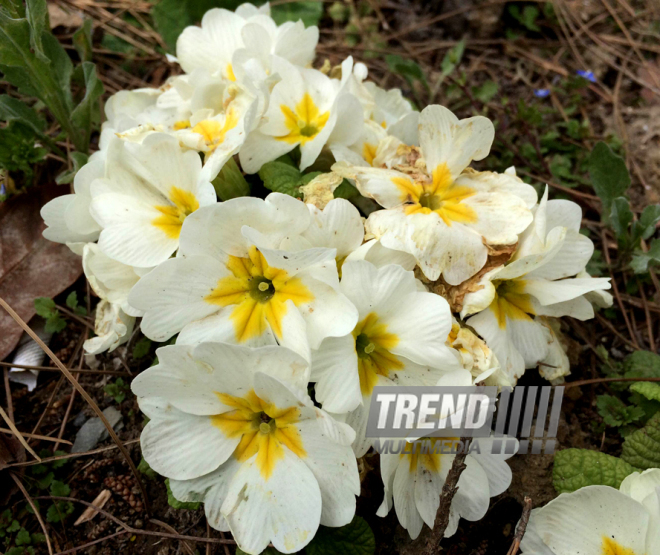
[74,489,112,525]
[0,186,83,360]
[48,4,84,29]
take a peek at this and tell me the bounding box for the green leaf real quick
[50,480,70,497]
[552,448,637,493]
[385,54,427,86]
[630,381,660,403]
[15,527,31,546]
[7,519,20,533]
[104,378,127,404]
[632,204,660,243]
[440,40,465,77]
[132,336,152,360]
[258,161,304,197]
[621,412,660,469]
[623,350,660,380]
[44,312,66,334]
[596,394,645,427]
[0,94,46,133]
[212,156,250,201]
[165,479,201,510]
[70,62,104,150]
[333,179,357,200]
[473,80,498,103]
[25,0,49,62]
[152,0,194,51]
[631,239,660,274]
[34,297,56,318]
[610,197,633,242]
[236,548,282,555]
[271,1,323,26]
[72,19,94,62]
[307,516,375,555]
[46,501,73,523]
[36,471,54,490]
[55,151,89,185]
[65,291,78,310]
[137,457,157,479]
[588,141,631,214]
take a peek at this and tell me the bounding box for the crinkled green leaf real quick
[258,161,304,198]
[34,297,56,318]
[306,516,375,555]
[630,382,660,403]
[46,501,73,523]
[50,480,70,497]
[165,479,201,510]
[137,457,157,479]
[132,336,152,360]
[588,141,631,214]
[552,448,637,494]
[621,412,660,469]
[15,527,31,546]
[596,394,645,427]
[334,179,357,199]
[631,238,660,275]
[623,350,660,379]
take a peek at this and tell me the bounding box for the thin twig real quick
[0,361,130,376]
[563,376,660,389]
[507,496,533,555]
[0,297,151,516]
[11,473,54,555]
[0,428,73,445]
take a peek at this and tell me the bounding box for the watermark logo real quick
[366,386,564,455]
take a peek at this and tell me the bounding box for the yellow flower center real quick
[362,142,378,166]
[601,537,641,555]
[192,109,239,152]
[205,246,314,342]
[490,279,535,329]
[226,63,236,82]
[352,313,403,395]
[393,163,478,226]
[402,437,461,473]
[279,93,330,145]
[212,389,306,480]
[152,186,200,239]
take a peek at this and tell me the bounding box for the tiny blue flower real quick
[534,88,551,98]
[0,182,6,196]
[576,70,596,83]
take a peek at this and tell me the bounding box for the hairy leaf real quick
[630,381,660,403]
[621,412,660,469]
[552,448,637,494]
[258,161,304,198]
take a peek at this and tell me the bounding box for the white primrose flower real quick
[311,260,463,455]
[132,342,359,555]
[461,187,612,384]
[89,133,216,268]
[377,436,518,540]
[41,151,105,248]
[81,243,145,355]
[239,57,364,173]
[537,317,571,383]
[128,193,358,362]
[281,198,416,273]
[521,469,660,555]
[175,4,318,83]
[333,105,538,285]
[84,300,134,355]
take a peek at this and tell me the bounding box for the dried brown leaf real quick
[0,186,83,360]
[74,489,112,526]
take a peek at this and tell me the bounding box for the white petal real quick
[311,335,361,413]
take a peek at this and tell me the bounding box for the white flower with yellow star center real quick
[377,436,517,539]
[461,187,611,383]
[521,469,660,555]
[333,105,538,284]
[175,4,318,84]
[132,341,359,555]
[128,193,358,362]
[239,57,364,173]
[88,133,216,268]
[311,260,462,455]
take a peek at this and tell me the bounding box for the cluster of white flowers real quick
[39,4,613,553]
